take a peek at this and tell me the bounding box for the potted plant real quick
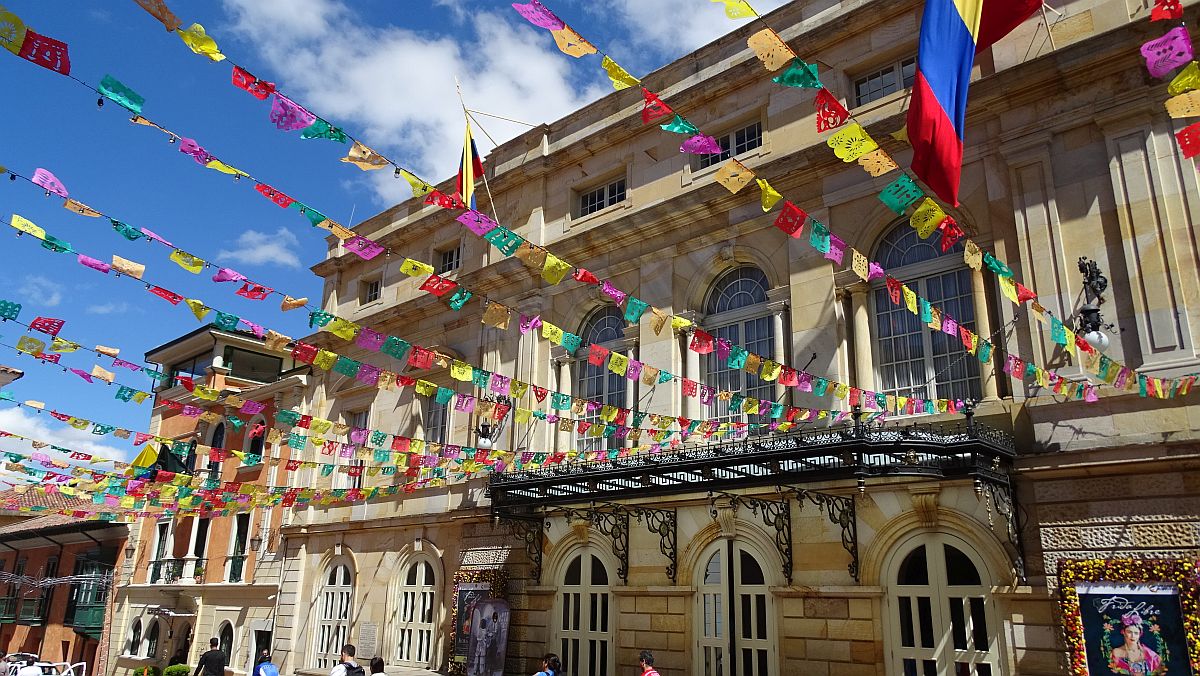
[164,664,190,676]
[135,666,162,676]
[193,564,205,583]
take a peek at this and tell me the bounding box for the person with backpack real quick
[193,638,226,676]
[329,644,365,676]
[531,653,561,676]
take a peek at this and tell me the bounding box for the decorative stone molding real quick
[908,485,941,529]
[712,496,737,539]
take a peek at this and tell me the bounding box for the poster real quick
[1076,582,1193,676]
[465,599,510,676]
[453,582,491,664]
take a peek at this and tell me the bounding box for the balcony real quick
[0,597,16,622]
[17,595,49,624]
[148,558,207,584]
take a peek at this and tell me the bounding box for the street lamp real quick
[124,542,136,560]
[249,535,262,552]
[1076,257,1112,351]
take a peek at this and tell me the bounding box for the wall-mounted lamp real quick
[124,542,136,560]
[249,535,263,552]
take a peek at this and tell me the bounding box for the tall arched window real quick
[218,621,234,664]
[206,422,226,482]
[703,267,775,424]
[575,307,629,454]
[127,619,142,656]
[695,544,774,676]
[395,559,437,667]
[885,534,1000,675]
[247,414,266,458]
[146,619,161,659]
[315,562,354,669]
[557,552,613,676]
[872,223,981,402]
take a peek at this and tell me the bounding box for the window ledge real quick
[683,147,768,187]
[356,299,384,314]
[848,87,912,117]
[568,199,632,229]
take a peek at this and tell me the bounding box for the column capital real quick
[846,281,871,297]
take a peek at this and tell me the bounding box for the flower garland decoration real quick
[1058,558,1200,675]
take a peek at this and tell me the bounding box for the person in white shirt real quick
[328,644,364,676]
[16,660,43,676]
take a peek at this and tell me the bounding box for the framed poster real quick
[1059,558,1200,675]
[448,569,508,675]
[465,599,510,676]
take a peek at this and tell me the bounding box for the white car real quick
[3,655,85,676]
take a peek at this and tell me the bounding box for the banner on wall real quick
[466,598,510,676]
[1075,582,1193,675]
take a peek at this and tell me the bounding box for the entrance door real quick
[696,543,774,676]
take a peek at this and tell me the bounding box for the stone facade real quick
[264,1,1200,676]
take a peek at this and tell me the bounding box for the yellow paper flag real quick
[185,299,211,321]
[400,258,434,277]
[205,159,249,177]
[747,28,794,71]
[756,178,783,212]
[341,141,389,170]
[63,199,102,217]
[170,249,205,274]
[714,159,754,194]
[542,254,570,285]
[178,23,226,62]
[551,25,597,58]
[10,214,44,239]
[827,123,878,162]
[909,198,946,239]
[712,0,756,19]
[397,169,434,197]
[0,6,27,56]
[601,56,640,90]
[49,338,80,353]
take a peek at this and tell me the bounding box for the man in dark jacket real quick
[194,638,226,676]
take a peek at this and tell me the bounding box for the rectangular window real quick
[222,346,283,383]
[167,352,209,385]
[438,243,462,274]
[425,399,449,446]
[578,178,627,217]
[696,121,764,170]
[361,277,382,305]
[854,56,917,107]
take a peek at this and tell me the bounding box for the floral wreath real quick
[1058,558,1200,675]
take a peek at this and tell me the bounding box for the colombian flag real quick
[456,121,485,210]
[908,0,1040,206]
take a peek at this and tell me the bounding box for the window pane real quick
[917,596,934,648]
[899,596,915,647]
[739,550,765,585]
[970,597,989,651]
[949,597,968,650]
[944,545,982,586]
[897,545,929,585]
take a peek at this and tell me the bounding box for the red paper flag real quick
[532,386,548,402]
[254,183,296,208]
[424,190,466,210]
[419,275,458,297]
[885,277,902,305]
[587,344,610,366]
[1177,121,1200,158]
[773,201,807,237]
[149,286,183,305]
[689,330,715,354]
[938,216,964,252]
[236,283,272,300]
[640,88,673,124]
[813,88,850,133]
[1152,0,1184,21]
[18,30,71,75]
[231,65,276,100]
[572,268,600,285]
[29,317,65,336]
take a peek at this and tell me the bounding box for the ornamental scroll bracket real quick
[708,490,793,585]
[594,502,678,584]
[783,487,860,582]
[553,506,632,584]
[975,477,1026,583]
[491,510,546,583]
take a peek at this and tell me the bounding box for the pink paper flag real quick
[69,368,93,383]
[270,93,317,131]
[345,235,385,260]
[240,400,266,415]
[512,0,564,30]
[212,267,246,283]
[456,210,497,236]
[113,358,142,371]
[178,137,213,165]
[141,227,173,247]
[601,280,627,305]
[356,327,386,351]
[520,314,542,334]
[77,254,111,273]
[1142,26,1193,79]
[240,319,266,338]
[680,134,722,155]
[32,168,68,198]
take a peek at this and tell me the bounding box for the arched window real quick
[206,422,225,482]
[315,562,354,669]
[575,307,629,454]
[703,267,775,424]
[557,552,613,676]
[395,560,437,667]
[146,619,161,659]
[247,419,265,458]
[872,223,981,402]
[695,544,774,676]
[218,621,234,664]
[886,534,1000,675]
[127,618,142,656]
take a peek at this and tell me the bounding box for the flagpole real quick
[454,76,502,224]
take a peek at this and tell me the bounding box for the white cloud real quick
[221,0,607,205]
[86,301,131,315]
[216,227,303,269]
[0,407,135,463]
[602,0,791,56]
[17,275,63,307]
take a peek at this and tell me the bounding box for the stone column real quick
[683,329,700,419]
[971,268,1000,400]
[772,308,787,402]
[849,283,874,391]
[624,347,637,448]
[555,356,572,452]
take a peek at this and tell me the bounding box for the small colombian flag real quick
[456,121,485,210]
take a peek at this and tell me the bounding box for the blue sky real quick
[0,0,784,462]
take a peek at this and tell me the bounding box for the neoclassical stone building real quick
[266,1,1200,675]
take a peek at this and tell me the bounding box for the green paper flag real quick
[111,219,144,241]
[983,252,1014,278]
[772,58,821,89]
[447,288,472,311]
[625,297,649,323]
[660,114,699,135]
[98,74,146,114]
[436,387,454,405]
[300,118,348,143]
[483,227,523,256]
[332,356,360,376]
[0,300,20,321]
[41,235,70,253]
[381,336,411,361]
[213,311,239,331]
[292,202,327,227]
[809,219,830,254]
[879,175,924,215]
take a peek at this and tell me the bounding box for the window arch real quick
[575,307,630,454]
[885,533,1000,675]
[145,619,161,659]
[127,618,142,656]
[557,550,613,676]
[394,559,437,667]
[871,221,981,403]
[218,621,234,664]
[315,561,354,669]
[247,414,266,458]
[695,542,775,676]
[702,267,776,425]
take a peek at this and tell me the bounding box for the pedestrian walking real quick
[328,644,365,676]
[369,657,385,675]
[193,638,227,676]
[531,653,561,676]
[638,650,661,676]
[254,651,279,676]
